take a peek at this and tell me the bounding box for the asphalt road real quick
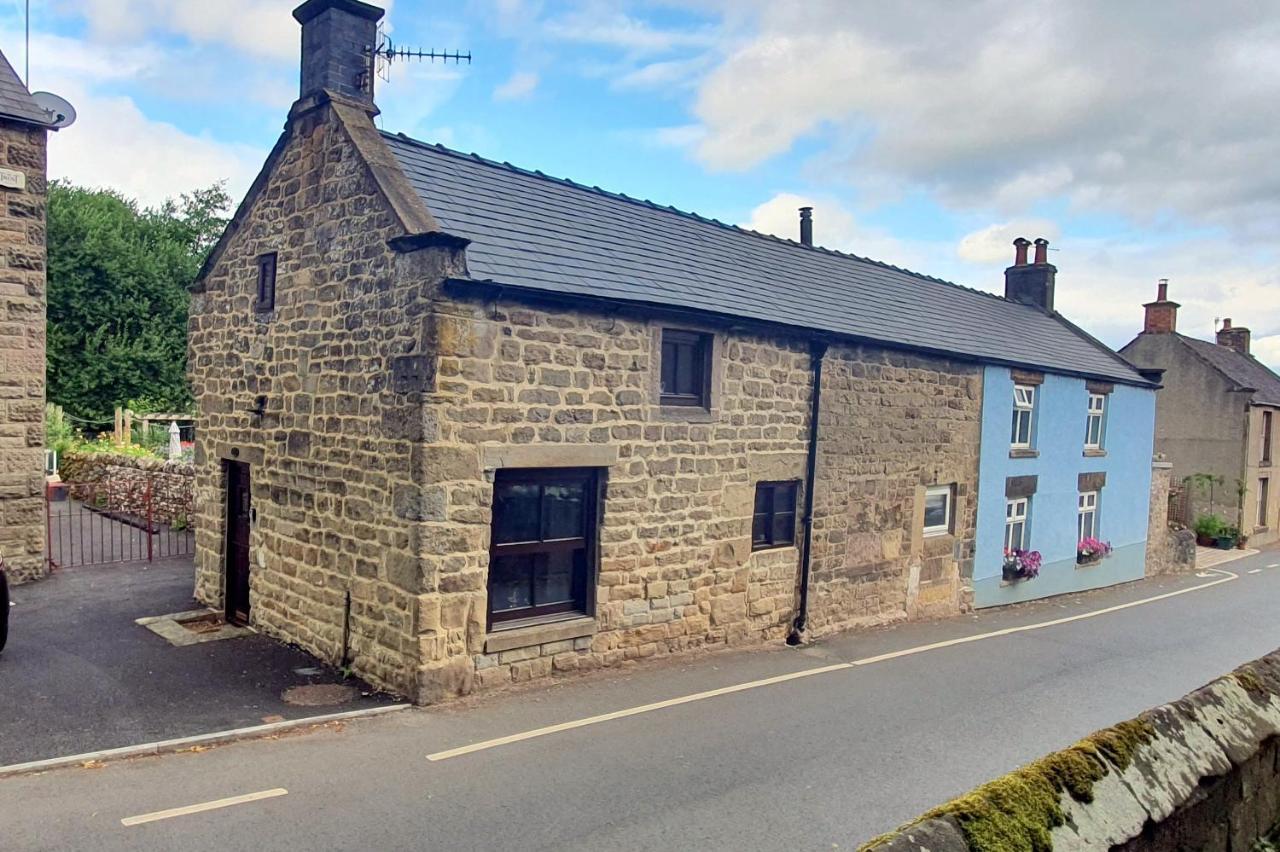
[3,549,1278,851]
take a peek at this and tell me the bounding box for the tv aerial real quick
[31,91,76,129]
[362,27,471,91]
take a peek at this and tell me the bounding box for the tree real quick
[46,182,230,424]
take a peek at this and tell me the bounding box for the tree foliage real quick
[46,182,230,423]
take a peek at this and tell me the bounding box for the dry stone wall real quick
[59,451,194,526]
[188,96,455,697]
[807,345,982,635]
[1145,459,1196,576]
[0,116,47,585]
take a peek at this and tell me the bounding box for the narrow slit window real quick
[256,252,277,312]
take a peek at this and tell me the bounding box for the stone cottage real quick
[189,0,1157,702]
[1121,282,1280,546]
[0,49,49,585]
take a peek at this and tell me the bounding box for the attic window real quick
[256,252,277,312]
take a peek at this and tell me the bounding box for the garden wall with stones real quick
[1145,458,1197,577]
[59,451,194,527]
[0,115,47,585]
[860,649,1280,852]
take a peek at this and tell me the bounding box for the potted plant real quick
[1217,525,1239,550]
[1193,513,1225,547]
[1237,532,1250,550]
[1077,537,1113,566]
[1003,548,1042,581]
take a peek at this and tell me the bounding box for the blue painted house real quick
[973,239,1159,607]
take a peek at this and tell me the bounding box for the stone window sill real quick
[1083,448,1107,458]
[484,615,596,654]
[1009,448,1039,459]
[657,405,718,423]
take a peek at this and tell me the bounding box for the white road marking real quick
[427,663,853,761]
[852,568,1239,666]
[427,570,1238,761]
[121,788,288,826]
[1248,569,1263,574]
[1267,563,1279,569]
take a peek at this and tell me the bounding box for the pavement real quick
[0,557,396,766]
[1,546,1277,850]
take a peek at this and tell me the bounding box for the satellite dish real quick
[31,92,76,129]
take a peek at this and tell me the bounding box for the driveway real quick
[0,558,396,766]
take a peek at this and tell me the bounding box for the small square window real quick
[1005,497,1029,551]
[752,481,798,550]
[1085,393,1106,449]
[923,484,954,536]
[256,252,277,312]
[660,329,712,408]
[1011,384,1035,448]
[1078,491,1099,541]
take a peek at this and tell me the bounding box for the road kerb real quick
[0,704,410,779]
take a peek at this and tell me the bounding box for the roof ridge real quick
[382,130,1011,307]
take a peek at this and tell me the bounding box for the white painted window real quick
[1011,385,1035,448]
[1085,393,1106,449]
[1005,497,1029,551]
[923,485,954,536]
[1078,491,1099,541]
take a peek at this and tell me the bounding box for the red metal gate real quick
[45,478,194,570]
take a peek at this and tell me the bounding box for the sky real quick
[4,0,1279,367]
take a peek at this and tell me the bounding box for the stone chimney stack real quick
[1003,237,1056,312]
[1217,317,1252,355]
[293,0,384,106]
[1142,278,1179,334]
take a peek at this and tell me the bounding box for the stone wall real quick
[859,649,1280,852]
[0,115,47,585]
[1145,458,1197,576]
[59,451,194,526]
[415,296,815,700]
[188,94,454,697]
[806,345,982,634]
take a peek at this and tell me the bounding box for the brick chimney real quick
[1217,317,1251,355]
[293,0,384,106]
[1004,237,1056,312]
[1142,278,1179,334]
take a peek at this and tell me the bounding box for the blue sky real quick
[5,0,1279,366]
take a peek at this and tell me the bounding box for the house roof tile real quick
[1179,335,1280,406]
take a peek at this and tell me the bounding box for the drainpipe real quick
[789,339,827,645]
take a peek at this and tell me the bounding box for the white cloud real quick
[542,6,716,55]
[493,70,539,101]
[742,191,930,271]
[687,1,1280,239]
[64,0,303,60]
[957,221,1061,265]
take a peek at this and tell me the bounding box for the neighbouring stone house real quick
[1121,282,1280,546]
[189,0,1158,702]
[0,49,49,585]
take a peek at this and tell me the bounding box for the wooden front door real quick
[224,461,252,625]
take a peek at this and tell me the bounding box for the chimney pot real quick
[799,206,813,247]
[1033,237,1049,265]
[1142,279,1179,334]
[1217,318,1251,355]
[1004,238,1056,312]
[1013,237,1030,266]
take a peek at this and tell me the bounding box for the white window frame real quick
[1005,497,1029,551]
[1011,384,1035,449]
[1085,393,1106,450]
[923,484,954,537]
[1078,491,1099,541]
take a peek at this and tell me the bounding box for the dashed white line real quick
[426,569,1238,761]
[1248,569,1263,574]
[120,788,288,827]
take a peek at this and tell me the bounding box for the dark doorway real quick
[224,461,252,625]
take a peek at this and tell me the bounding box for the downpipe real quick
[788,339,827,646]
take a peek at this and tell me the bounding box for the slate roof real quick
[0,50,47,126]
[383,132,1152,386]
[1179,335,1280,406]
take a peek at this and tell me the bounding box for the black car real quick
[0,556,8,653]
